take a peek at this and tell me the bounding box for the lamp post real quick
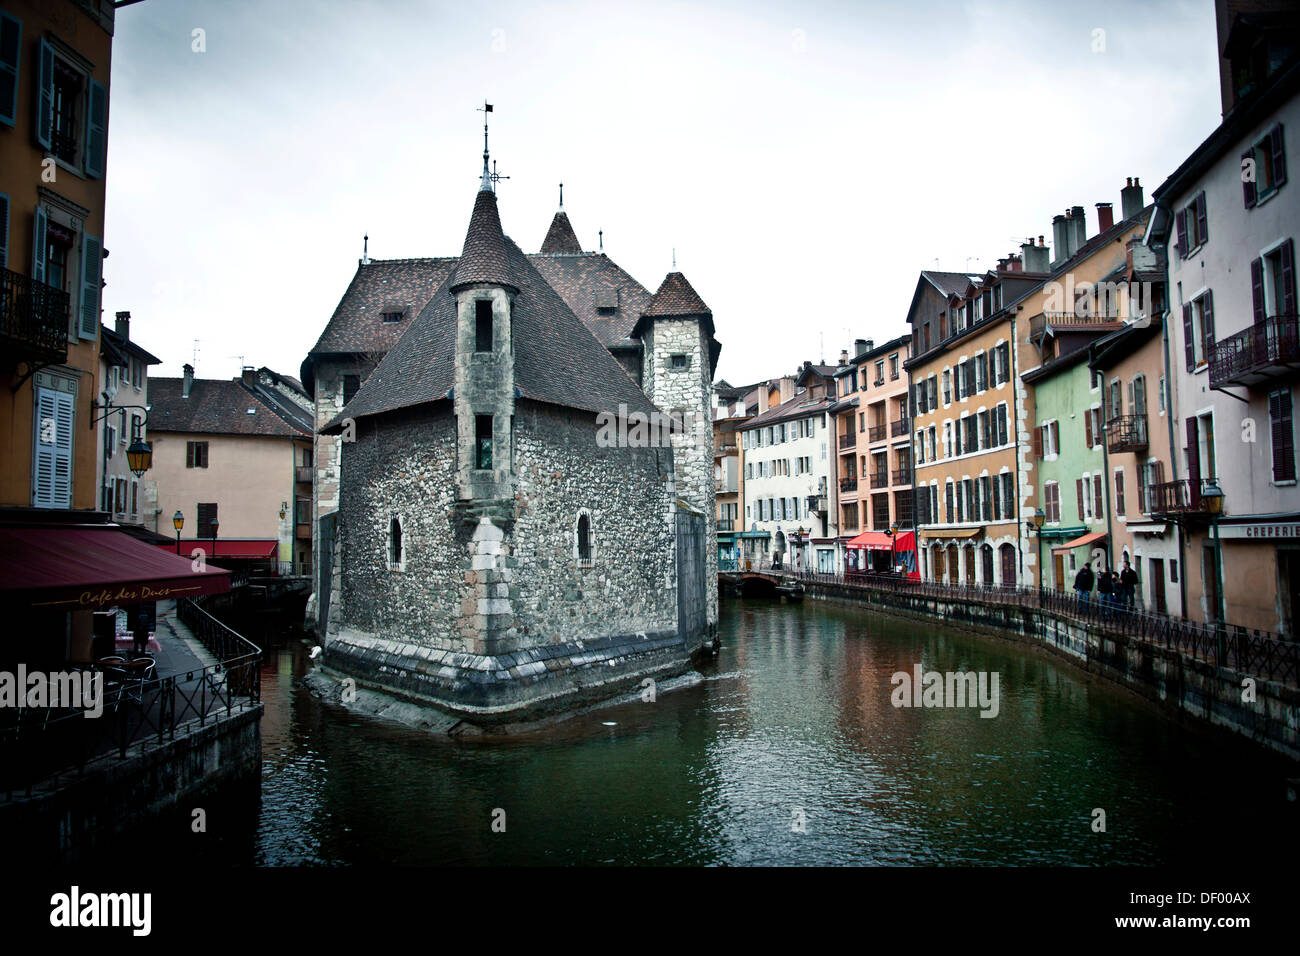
[173,510,184,556]
[888,520,898,574]
[1027,508,1045,593]
[1201,480,1226,661]
[209,518,219,561]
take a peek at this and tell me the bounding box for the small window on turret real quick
[388,515,404,570]
[475,415,493,470]
[475,300,493,352]
[670,354,688,369]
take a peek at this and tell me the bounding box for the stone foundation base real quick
[315,626,702,731]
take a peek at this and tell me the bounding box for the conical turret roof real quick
[643,271,711,317]
[539,210,583,254]
[450,187,517,291]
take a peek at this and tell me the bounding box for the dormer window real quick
[381,310,404,323]
[475,300,493,352]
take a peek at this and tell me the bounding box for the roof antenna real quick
[598,229,603,251]
[558,181,564,209]
[672,247,676,270]
[476,100,493,190]
[361,233,370,265]
[192,338,200,368]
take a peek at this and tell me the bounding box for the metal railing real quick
[784,570,1297,685]
[838,432,857,449]
[1106,415,1148,453]
[1149,478,1205,515]
[868,424,887,443]
[892,467,911,485]
[0,598,262,800]
[839,477,858,493]
[718,557,738,571]
[869,471,889,489]
[1209,314,1300,389]
[0,266,70,365]
[890,418,909,437]
[1029,309,1122,341]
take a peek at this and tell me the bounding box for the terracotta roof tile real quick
[148,378,311,438]
[539,210,583,254]
[451,189,517,291]
[643,271,711,317]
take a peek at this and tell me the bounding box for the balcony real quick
[717,518,735,532]
[806,494,827,514]
[715,477,738,494]
[890,418,909,437]
[1028,309,1121,343]
[839,477,858,493]
[1208,314,1300,390]
[295,466,313,484]
[892,467,911,485]
[1106,415,1147,454]
[0,266,70,367]
[873,377,885,387]
[715,442,737,458]
[1148,478,1209,516]
[869,472,889,489]
[868,424,886,443]
[838,431,857,449]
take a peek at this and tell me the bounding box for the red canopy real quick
[0,524,231,610]
[157,539,277,560]
[845,531,897,551]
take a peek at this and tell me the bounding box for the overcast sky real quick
[103,0,1222,388]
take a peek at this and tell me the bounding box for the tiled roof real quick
[643,271,711,317]
[922,270,982,298]
[451,188,517,291]
[307,257,457,357]
[148,378,311,438]
[325,233,660,430]
[528,252,651,349]
[739,394,834,430]
[539,210,583,254]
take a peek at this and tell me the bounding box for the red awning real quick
[845,531,897,551]
[0,524,231,610]
[1051,531,1108,554]
[157,539,277,560]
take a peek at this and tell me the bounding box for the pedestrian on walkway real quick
[1096,564,1113,615]
[131,605,151,657]
[1074,564,1094,605]
[1120,559,1139,608]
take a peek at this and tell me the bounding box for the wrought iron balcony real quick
[870,471,889,489]
[1208,314,1300,390]
[717,519,735,532]
[892,467,911,485]
[806,494,827,514]
[1028,309,1122,343]
[1148,478,1208,516]
[838,431,857,449]
[0,266,70,366]
[868,424,887,443]
[890,418,909,437]
[1106,415,1147,454]
[839,477,858,493]
[295,466,313,483]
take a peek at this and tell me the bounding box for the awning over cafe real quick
[156,539,277,560]
[1051,530,1107,554]
[919,527,983,540]
[0,524,231,610]
[846,531,896,551]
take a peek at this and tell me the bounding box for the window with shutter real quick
[1195,192,1208,247]
[1051,421,1060,454]
[1002,473,1014,518]
[1271,123,1287,190]
[1076,479,1086,521]
[1201,291,1215,358]
[35,38,53,150]
[1182,303,1195,371]
[32,206,47,283]
[0,12,18,128]
[1243,147,1259,208]
[1175,207,1188,256]
[1271,389,1295,483]
[32,386,74,508]
[1093,474,1103,520]
[79,233,101,340]
[84,78,107,179]
[1032,426,1042,458]
[1084,410,1092,448]
[1114,470,1125,515]
[1185,417,1201,496]
[0,191,8,267]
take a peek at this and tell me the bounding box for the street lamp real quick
[173,510,184,556]
[209,517,219,561]
[888,520,898,574]
[1027,508,1046,591]
[125,436,152,477]
[1201,480,1227,648]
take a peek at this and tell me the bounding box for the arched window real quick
[577,513,592,563]
[388,515,404,569]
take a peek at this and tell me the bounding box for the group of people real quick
[1073,558,1140,609]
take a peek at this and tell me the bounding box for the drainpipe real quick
[1010,314,1025,584]
[1160,306,1188,619]
[1097,362,1115,572]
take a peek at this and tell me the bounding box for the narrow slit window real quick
[577,514,592,563]
[475,300,493,353]
[475,415,493,470]
[388,515,403,566]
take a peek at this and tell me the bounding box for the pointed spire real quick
[558,181,564,209]
[643,271,711,318]
[452,187,517,292]
[478,100,494,192]
[539,185,583,255]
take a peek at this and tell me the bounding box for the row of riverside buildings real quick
[714,5,1300,638]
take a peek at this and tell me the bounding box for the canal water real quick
[156,598,1297,865]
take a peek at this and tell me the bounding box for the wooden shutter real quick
[0,12,19,128]
[1271,123,1287,190]
[1033,425,1043,458]
[0,191,8,267]
[1175,207,1188,256]
[1186,417,1201,499]
[1249,257,1266,326]
[34,37,54,150]
[32,387,73,508]
[1242,149,1258,208]
[1202,291,1215,351]
[1003,473,1014,518]
[1076,479,1085,521]
[1093,474,1103,520]
[1182,303,1195,371]
[1115,471,1125,515]
[31,205,46,283]
[1084,409,1093,447]
[1051,421,1060,454]
[1194,192,1208,246]
[84,78,107,179]
[79,233,101,340]
[1272,390,1296,483]
[1281,239,1296,316]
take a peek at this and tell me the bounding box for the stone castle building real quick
[301,147,719,728]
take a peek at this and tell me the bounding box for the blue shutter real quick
[31,205,46,282]
[32,386,74,508]
[0,12,20,128]
[79,233,101,340]
[0,191,9,267]
[35,37,53,151]
[84,78,107,178]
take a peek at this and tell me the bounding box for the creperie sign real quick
[1218,522,1300,540]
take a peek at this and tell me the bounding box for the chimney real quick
[839,349,848,366]
[182,363,194,399]
[854,338,868,357]
[1120,177,1144,221]
[1096,202,1114,233]
[1051,214,1070,266]
[114,310,130,340]
[779,376,796,403]
[241,365,256,387]
[1070,205,1087,252]
[1022,236,1050,273]
[1008,254,1022,272]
